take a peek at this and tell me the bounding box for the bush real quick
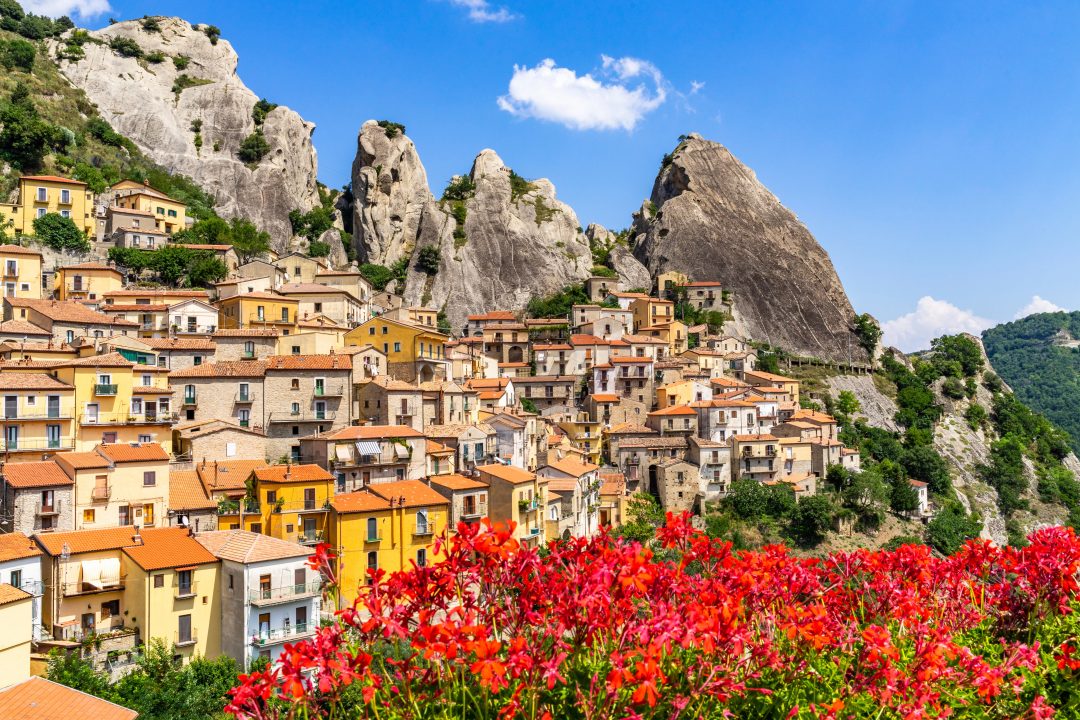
[237,131,269,163]
[0,83,64,169]
[203,24,221,44]
[441,175,475,202]
[306,241,330,258]
[376,119,405,138]
[32,213,89,252]
[252,98,278,126]
[941,377,966,400]
[853,313,882,356]
[789,494,834,545]
[416,246,440,275]
[926,502,982,554]
[140,15,160,32]
[108,36,143,58]
[965,402,988,430]
[172,54,190,70]
[145,50,165,64]
[0,38,35,72]
[85,116,125,147]
[525,283,589,319]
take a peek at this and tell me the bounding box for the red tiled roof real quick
[20,175,87,185]
[5,299,138,326]
[3,460,72,488]
[330,491,390,513]
[367,479,450,508]
[428,474,487,491]
[169,360,267,378]
[322,425,424,440]
[476,463,536,485]
[0,532,43,561]
[169,470,215,511]
[0,372,72,390]
[98,442,169,464]
[123,527,219,571]
[0,677,138,720]
[252,464,334,484]
[0,244,43,256]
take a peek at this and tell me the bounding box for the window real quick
[60,210,71,219]
[393,342,401,353]
[244,341,255,356]
[366,552,378,584]
[368,327,375,335]
[143,471,156,487]
[366,517,378,541]
[291,378,300,390]
[291,345,300,354]
[154,574,165,588]
[65,330,74,344]
[138,434,151,443]
[131,398,143,414]
[83,509,95,524]
[417,548,427,567]
[177,614,192,644]
[143,503,154,525]
[266,490,277,504]
[177,569,192,596]
[382,326,389,334]
[281,308,289,322]
[291,402,300,415]
[416,510,429,534]
[36,187,46,202]
[101,599,119,618]
[228,574,234,590]
[10,569,21,588]
[193,356,203,366]
[314,302,322,312]
[142,375,152,386]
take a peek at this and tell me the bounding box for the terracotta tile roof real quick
[323,425,424,440]
[171,243,235,251]
[0,676,138,720]
[3,460,73,488]
[98,443,169,464]
[278,282,354,294]
[252,464,334,484]
[264,354,353,371]
[533,343,572,351]
[53,352,134,368]
[21,174,87,185]
[746,370,797,383]
[196,530,310,563]
[511,375,576,383]
[53,451,111,473]
[0,319,51,335]
[733,434,779,442]
[544,457,599,477]
[610,356,654,364]
[425,422,494,437]
[467,311,517,321]
[331,490,391,513]
[428,473,487,491]
[606,423,656,435]
[99,303,170,313]
[476,463,536,485]
[791,409,837,424]
[363,375,417,391]
[221,291,297,302]
[169,360,267,378]
[0,532,42,561]
[0,244,43,256]
[132,385,173,394]
[212,328,281,337]
[569,334,611,345]
[36,525,144,556]
[426,440,455,455]
[648,405,697,416]
[316,270,363,277]
[169,470,214,511]
[368,479,451,508]
[63,262,121,272]
[680,280,723,287]
[620,334,667,344]
[464,377,510,390]
[123,527,219,571]
[104,289,207,298]
[590,393,619,402]
[197,459,268,493]
[617,436,688,449]
[5,299,140,327]
[0,372,72,390]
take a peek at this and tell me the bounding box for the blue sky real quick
[25,0,1080,349]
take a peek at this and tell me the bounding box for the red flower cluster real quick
[227,515,1080,719]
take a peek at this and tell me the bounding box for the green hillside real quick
[983,311,1080,453]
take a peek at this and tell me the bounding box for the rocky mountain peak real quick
[633,136,864,362]
[55,17,319,248]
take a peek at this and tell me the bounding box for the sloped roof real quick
[476,463,536,485]
[169,360,267,378]
[196,530,311,563]
[97,443,169,464]
[168,470,215,511]
[5,299,139,327]
[122,527,218,571]
[3,460,72,488]
[321,425,424,440]
[428,474,487,491]
[330,491,390,514]
[367,479,450,508]
[252,464,334,484]
[544,457,599,477]
[0,677,138,720]
[0,532,43,562]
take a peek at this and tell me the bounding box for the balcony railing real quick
[62,576,125,596]
[297,530,325,545]
[1,410,72,420]
[461,502,488,518]
[249,580,323,606]
[252,622,313,647]
[175,628,198,647]
[0,438,75,452]
[91,485,111,501]
[274,499,329,514]
[19,579,44,597]
[37,499,61,516]
[234,391,256,403]
[268,411,337,423]
[94,384,118,396]
[248,313,292,325]
[414,521,436,536]
[80,412,177,426]
[182,394,197,406]
[175,581,198,599]
[313,385,345,397]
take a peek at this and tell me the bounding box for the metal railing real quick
[0,438,74,452]
[20,579,44,597]
[313,385,345,397]
[234,391,256,403]
[297,530,325,545]
[174,628,198,647]
[1,410,71,420]
[62,576,125,596]
[91,485,111,501]
[252,622,313,646]
[80,412,176,426]
[414,521,436,536]
[460,501,487,518]
[249,580,322,606]
[274,499,329,513]
[37,499,61,516]
[94,384,118,396]
[268,411,337,423]
[175,581,198,599]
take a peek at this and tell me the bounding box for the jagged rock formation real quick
[351,121,430,266]
[54,18,318,248]
[350,123,591,328]
[585,224,651,290]
[633,134,863,362]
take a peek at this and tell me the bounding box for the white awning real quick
[355,440,381,456]
[335,444,352,461]
[81,559,102,590]
[101,558,121,586]
[393,444,409,459]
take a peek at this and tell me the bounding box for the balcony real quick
[174,581,198,600]
[62,575,125,597]
[80,411,176,426]
[91,485,111,501]
[0,438,75,452]
[249,580,323,607]
[313,385,344,397]
[234,391,256,403]
[460,501,488,519]
[248,313,292,325]
[94,384,118,396]
[252,622,314,647]
[274,499,329,514]
[182,394,197,406]
[19,580,44,597]
[1,410,72,421]
[37,498,61,516]
[268,411,337,424]
[174,628,198,648]
[413,521,436,536]
[242,350,256,359]
[517,498,539,513]
[297,530,325,545]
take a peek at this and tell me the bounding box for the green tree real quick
[726,478,768,520]
[789,494,834,546]
[615,492,665,543]
[252,98,278,125]
[926,502,982,555]
[889,477,919,514]
[853,313,882,356]
[841,467,889,514]
[226,218,271,262]
[930,334,985,378]
[237,131,269,163]
[187,254,227,287]
[835,390,860,417]
[0,37,35,72]
[0,82,63,169]
[901,444,951,495]
[108,35,143,58]
[45,649,113,699]
[33,213,89,252]
[148,245,194,286]
[416,245,441,275]
[520,397,538,414]
[306,241,330,258]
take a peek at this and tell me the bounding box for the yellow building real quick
[655,379,712,409]
[329,480,450,606]
[218,292,299,335]
[111,180,188,236]
[0,584,31,683]
[638,319,688,357]
[556,413,602,465]
[278,329,345,356]
[192,459,270,532]
[345,315,449,383]
[47,352,175,451]
[247,464,334,546]
[123,526,221,662]
[476,464,548,547]
[56,262,125,302]
[0,175,95,236]
[57,442,171,530]
[0,244,43,299]
[629,297,674,332]
[744,370,801,404]
[656,270,689,298]
[0,372,76,458]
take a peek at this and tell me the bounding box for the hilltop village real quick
[0,173,877,683]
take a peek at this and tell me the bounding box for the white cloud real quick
[497,56,668,131]
[1014,295,1066,320]
[881,296,993,352]
[690,80,705,94]
[447,0,517,23]
[19,0,110,19]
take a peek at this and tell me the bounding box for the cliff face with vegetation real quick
[53,17,319,248]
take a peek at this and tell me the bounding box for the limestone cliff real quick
[350,123,591,329]
[54,17,319,248]
[633,134,864,362]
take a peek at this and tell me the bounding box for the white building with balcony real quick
[0,532,44,641]
[195,530,321,667]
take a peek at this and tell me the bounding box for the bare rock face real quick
[401,149,591,328]
[55,18,318,248]
[584,223,651,290]
[634,134,863,362]
[350,121,431,266]
[317,227,350,269]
